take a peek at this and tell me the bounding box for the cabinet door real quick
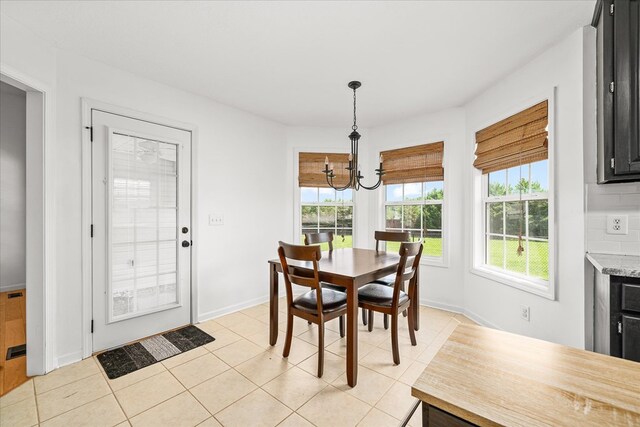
[614,0,640,174]
[622,314,640,362]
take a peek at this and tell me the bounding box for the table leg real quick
[269,263,279,346]
[413,266,420,331]
[346,284,358,387]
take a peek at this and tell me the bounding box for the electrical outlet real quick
[520,305,530,322]
[606,215,628,235]
[209,213,224,226]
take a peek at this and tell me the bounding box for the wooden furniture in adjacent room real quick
[277,242,348,378]
[268,247,416,387]
[358,241,422,365]
[0,290,28,396]
[412,323,640,426]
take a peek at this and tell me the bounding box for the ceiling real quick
[1,1,595,127]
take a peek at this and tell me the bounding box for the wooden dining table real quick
[268,247,420,387]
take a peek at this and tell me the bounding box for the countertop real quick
[586,252,640,278]
[412,324,640,426]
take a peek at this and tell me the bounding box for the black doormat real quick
[97,325,215,379]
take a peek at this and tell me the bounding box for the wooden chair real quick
[278,241,348,378]
[358,241,423,365]
[303,231,345,337]
[363,231,412,329]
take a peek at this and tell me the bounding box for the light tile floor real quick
[0,302,476,427]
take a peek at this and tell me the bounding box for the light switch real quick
[209,213,224,226]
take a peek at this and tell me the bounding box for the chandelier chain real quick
[352,87,358,131]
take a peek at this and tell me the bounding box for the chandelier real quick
[323,81,384,191]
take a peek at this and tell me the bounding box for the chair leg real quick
[384,314,389,330]
[339,315,345,338]
[407,305,417,346]
[368,310,374,332]
[283,313,294,358]
[362,308,368,325]
[317,323,325,378]
[391,313,400,365]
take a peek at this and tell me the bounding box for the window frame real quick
[381,180,447,267]
[470,90,556,300]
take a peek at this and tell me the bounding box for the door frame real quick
[0,65,56,376]
[81,99,198,357]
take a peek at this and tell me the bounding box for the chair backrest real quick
[304,231,334,251]
[391,242,423,307]
[277,241,324,312]
[374,230,411,252]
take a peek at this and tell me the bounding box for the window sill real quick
[420,257,448,268]
[470,266,554,300]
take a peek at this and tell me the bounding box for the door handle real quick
[182,240,191,248]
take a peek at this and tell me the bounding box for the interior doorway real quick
[0,70,50,380]
[0,80,28,395]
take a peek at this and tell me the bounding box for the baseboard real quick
[197,290,306,324]
[420,298,463,314]
[461,308,501,329]
[0,283,26,293]
[198,294,272,323]
[56,350,83,368]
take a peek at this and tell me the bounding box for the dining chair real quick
[358,241,423,365]
[363,230,412,329]
[277,241,348,378]
[303,231,345,337]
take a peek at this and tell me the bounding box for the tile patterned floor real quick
[0,302,476,427]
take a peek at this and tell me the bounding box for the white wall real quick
[463,28,587,348]
[2,15,289,365]
[52,50,288,362]
[0,81,26,290]
[369,109,467,312]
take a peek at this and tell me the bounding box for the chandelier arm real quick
[356,173,384,190]
[325,171,354,191]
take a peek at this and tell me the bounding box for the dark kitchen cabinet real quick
[594,0,640,182]
[609,276,640,362]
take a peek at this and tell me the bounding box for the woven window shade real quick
[474,100,548,174]
[298,152,350,188]
[380,142,444,185]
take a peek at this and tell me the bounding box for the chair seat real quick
[321,282,345,292]
[358,283,409,307]
[372,274,396,286]
[293,289,347,313]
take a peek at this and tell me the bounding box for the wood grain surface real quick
[412,324,640,426]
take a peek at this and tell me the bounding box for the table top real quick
[269,247,400,283]
[411,324,640,427]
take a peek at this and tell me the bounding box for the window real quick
[384,181,443,258]
[483,160,549,281]
[300,187,353,250]
[379,142,445,260]
[474,99,551,292]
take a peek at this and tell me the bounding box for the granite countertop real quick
[586,253,640,278]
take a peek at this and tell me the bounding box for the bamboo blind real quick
[298,152,350,188]
[380,142,444,185]
[474,100,548,174]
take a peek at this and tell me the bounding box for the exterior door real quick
[91,110,191,352]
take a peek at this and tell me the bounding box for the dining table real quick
[268,247,420,387]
